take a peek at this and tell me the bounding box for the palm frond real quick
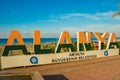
[112,12,120,18]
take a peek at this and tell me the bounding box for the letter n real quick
[77,32,91,51]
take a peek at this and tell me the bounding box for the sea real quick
[0,38,120,45]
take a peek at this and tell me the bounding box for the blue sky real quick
[0,0,120,38]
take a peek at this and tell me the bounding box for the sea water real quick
[0,38,120,45]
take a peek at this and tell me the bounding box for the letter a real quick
[2,30,28,56]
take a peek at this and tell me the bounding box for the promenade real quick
[1,55,120,80]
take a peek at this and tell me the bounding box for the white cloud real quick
[53,11,119,20]
[80,24,120,36]
[113,16,120,20]
[38,19,58,22]
[61,27,79,32]
[21,25,26,27]
[60,24,120,37]
[0,32,9,38]
[96,11,113,16]
[59,13,101,20]
[47,11,120,22]
[82,24,120,31]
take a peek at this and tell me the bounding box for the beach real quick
[0,0,120,80]
[0,41,120,80]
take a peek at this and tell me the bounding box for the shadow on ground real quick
[43,74,68,80]
[0,75,32,80]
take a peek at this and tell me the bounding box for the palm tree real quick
[112,4,120,18]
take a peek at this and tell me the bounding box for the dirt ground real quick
[0,55,120,80]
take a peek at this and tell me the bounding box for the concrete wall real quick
[1,49,119,69]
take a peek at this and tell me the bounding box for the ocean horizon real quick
[0,38,120,45]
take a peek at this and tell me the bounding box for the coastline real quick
[2,37,120,45]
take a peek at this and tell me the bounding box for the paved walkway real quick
[1,55,120,80]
